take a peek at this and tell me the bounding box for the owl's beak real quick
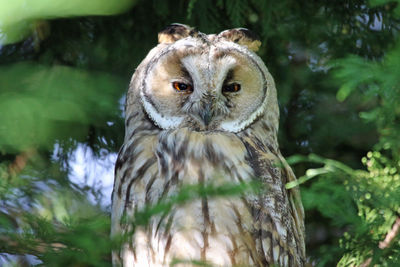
[199,102,213,126]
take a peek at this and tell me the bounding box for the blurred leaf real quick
[0,0,138,44]
[0,62,124,152]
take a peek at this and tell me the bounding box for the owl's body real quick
[112,24,305,266]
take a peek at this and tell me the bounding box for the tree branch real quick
[379,217,400,249]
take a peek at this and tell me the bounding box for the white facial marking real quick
[220,95,267,133]
[140,91,183,129]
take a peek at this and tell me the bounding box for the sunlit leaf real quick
[0,0,138,44]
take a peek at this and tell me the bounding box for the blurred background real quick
[0,0,399,266]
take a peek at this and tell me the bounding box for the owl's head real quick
[127,24,279,134]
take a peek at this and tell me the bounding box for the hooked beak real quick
[199,102,213,126]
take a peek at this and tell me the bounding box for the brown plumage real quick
[112,24,305,266]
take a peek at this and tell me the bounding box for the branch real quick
[379,217,400,249]
[0,235,66,255]
[359,216,400,267]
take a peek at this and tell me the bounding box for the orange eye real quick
[222,83,241,93]
[172,82,193,92]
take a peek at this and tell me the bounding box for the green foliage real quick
[338,152,400,266]
[290,22,400,264]
[0,157,112,266]
[288,151,400,265]
[334,44,400,155]
[0,0,400,266]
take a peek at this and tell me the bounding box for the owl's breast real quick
[147,129,262,265]
[156,128,253,183]
[114,128,299,266]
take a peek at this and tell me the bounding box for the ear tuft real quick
[158,23,198,44]
[218,28,261,52]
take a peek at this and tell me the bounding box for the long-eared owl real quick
[112,24,305,266]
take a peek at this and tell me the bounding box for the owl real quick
[112,24,305,266]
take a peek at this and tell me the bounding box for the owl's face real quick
[137,24,275,133]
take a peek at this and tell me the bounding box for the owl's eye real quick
[172,82,193,92]
[222,83,241,93]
